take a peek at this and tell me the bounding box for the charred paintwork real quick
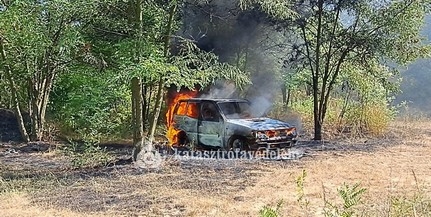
[226,118,293,130]
[171,98,297,150]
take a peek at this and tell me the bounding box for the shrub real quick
[269,96,395,138]
[50,69,132,141]
[389,192,431,217]
[259,200,283,217]
[323,183,367,217]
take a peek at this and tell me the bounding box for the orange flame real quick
[165,89,199,145]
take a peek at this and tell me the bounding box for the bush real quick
[323,183,367,217]
[268,96,395,138]
[50,69,132,141]
[259,200,283,217]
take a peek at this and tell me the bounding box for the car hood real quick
[226,117,293,131]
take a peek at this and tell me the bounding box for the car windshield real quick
[217,101,258,119]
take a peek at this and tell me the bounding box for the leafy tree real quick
[50,68,131,141]
[144,0,251,144]
[47,0,168,146]
[242,0,431,140]
[0,0,97,141]
[62,0,250,149]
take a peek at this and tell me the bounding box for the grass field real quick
[1,120,430,217]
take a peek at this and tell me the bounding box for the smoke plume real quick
[179,0,290,117]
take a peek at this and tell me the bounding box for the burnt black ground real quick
[0,132,405,216]
[0,109,24,142]
[0,108,408,216]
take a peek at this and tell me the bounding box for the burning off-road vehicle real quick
[167,98,297,152]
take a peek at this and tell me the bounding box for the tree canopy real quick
[1,0,429,143]
[241,0,431,139]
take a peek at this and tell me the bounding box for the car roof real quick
[178,98,250,103]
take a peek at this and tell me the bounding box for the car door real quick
[173,101,199,145]
[197,101,224,148]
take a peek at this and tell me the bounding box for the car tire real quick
[228,136,249,152]
[227,136,253,159]
[177,131,189,146]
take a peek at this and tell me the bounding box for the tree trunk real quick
[7,74,29,143]
[281,84,287,108]
[314,119,322,141]
[0,39,30,142]
[131,77,144,161]
[286,89,291,108]
[28,72,55,141]
[281,86,291,109]
[148,80,164,143]
[313,86,322,140]
[148,2,177,144]
[142,81,147,130]
[146,85,153,121]
[312,0,324,141]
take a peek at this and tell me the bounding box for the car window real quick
[201,102,219,122]
[238,102,253,118]
[218,101,255,119]
[175,101,187,115]
[186,102,199,118]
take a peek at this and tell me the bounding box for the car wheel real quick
[228,136,249,152]
[176,131,189,146]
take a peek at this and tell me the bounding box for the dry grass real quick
[1,119,431,216]
[0,193,102,217]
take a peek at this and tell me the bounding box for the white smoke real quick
[199,80,237,99]
[248,95,273,117]
[198,79,275,118]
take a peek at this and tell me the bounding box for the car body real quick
[169,98,297,151]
